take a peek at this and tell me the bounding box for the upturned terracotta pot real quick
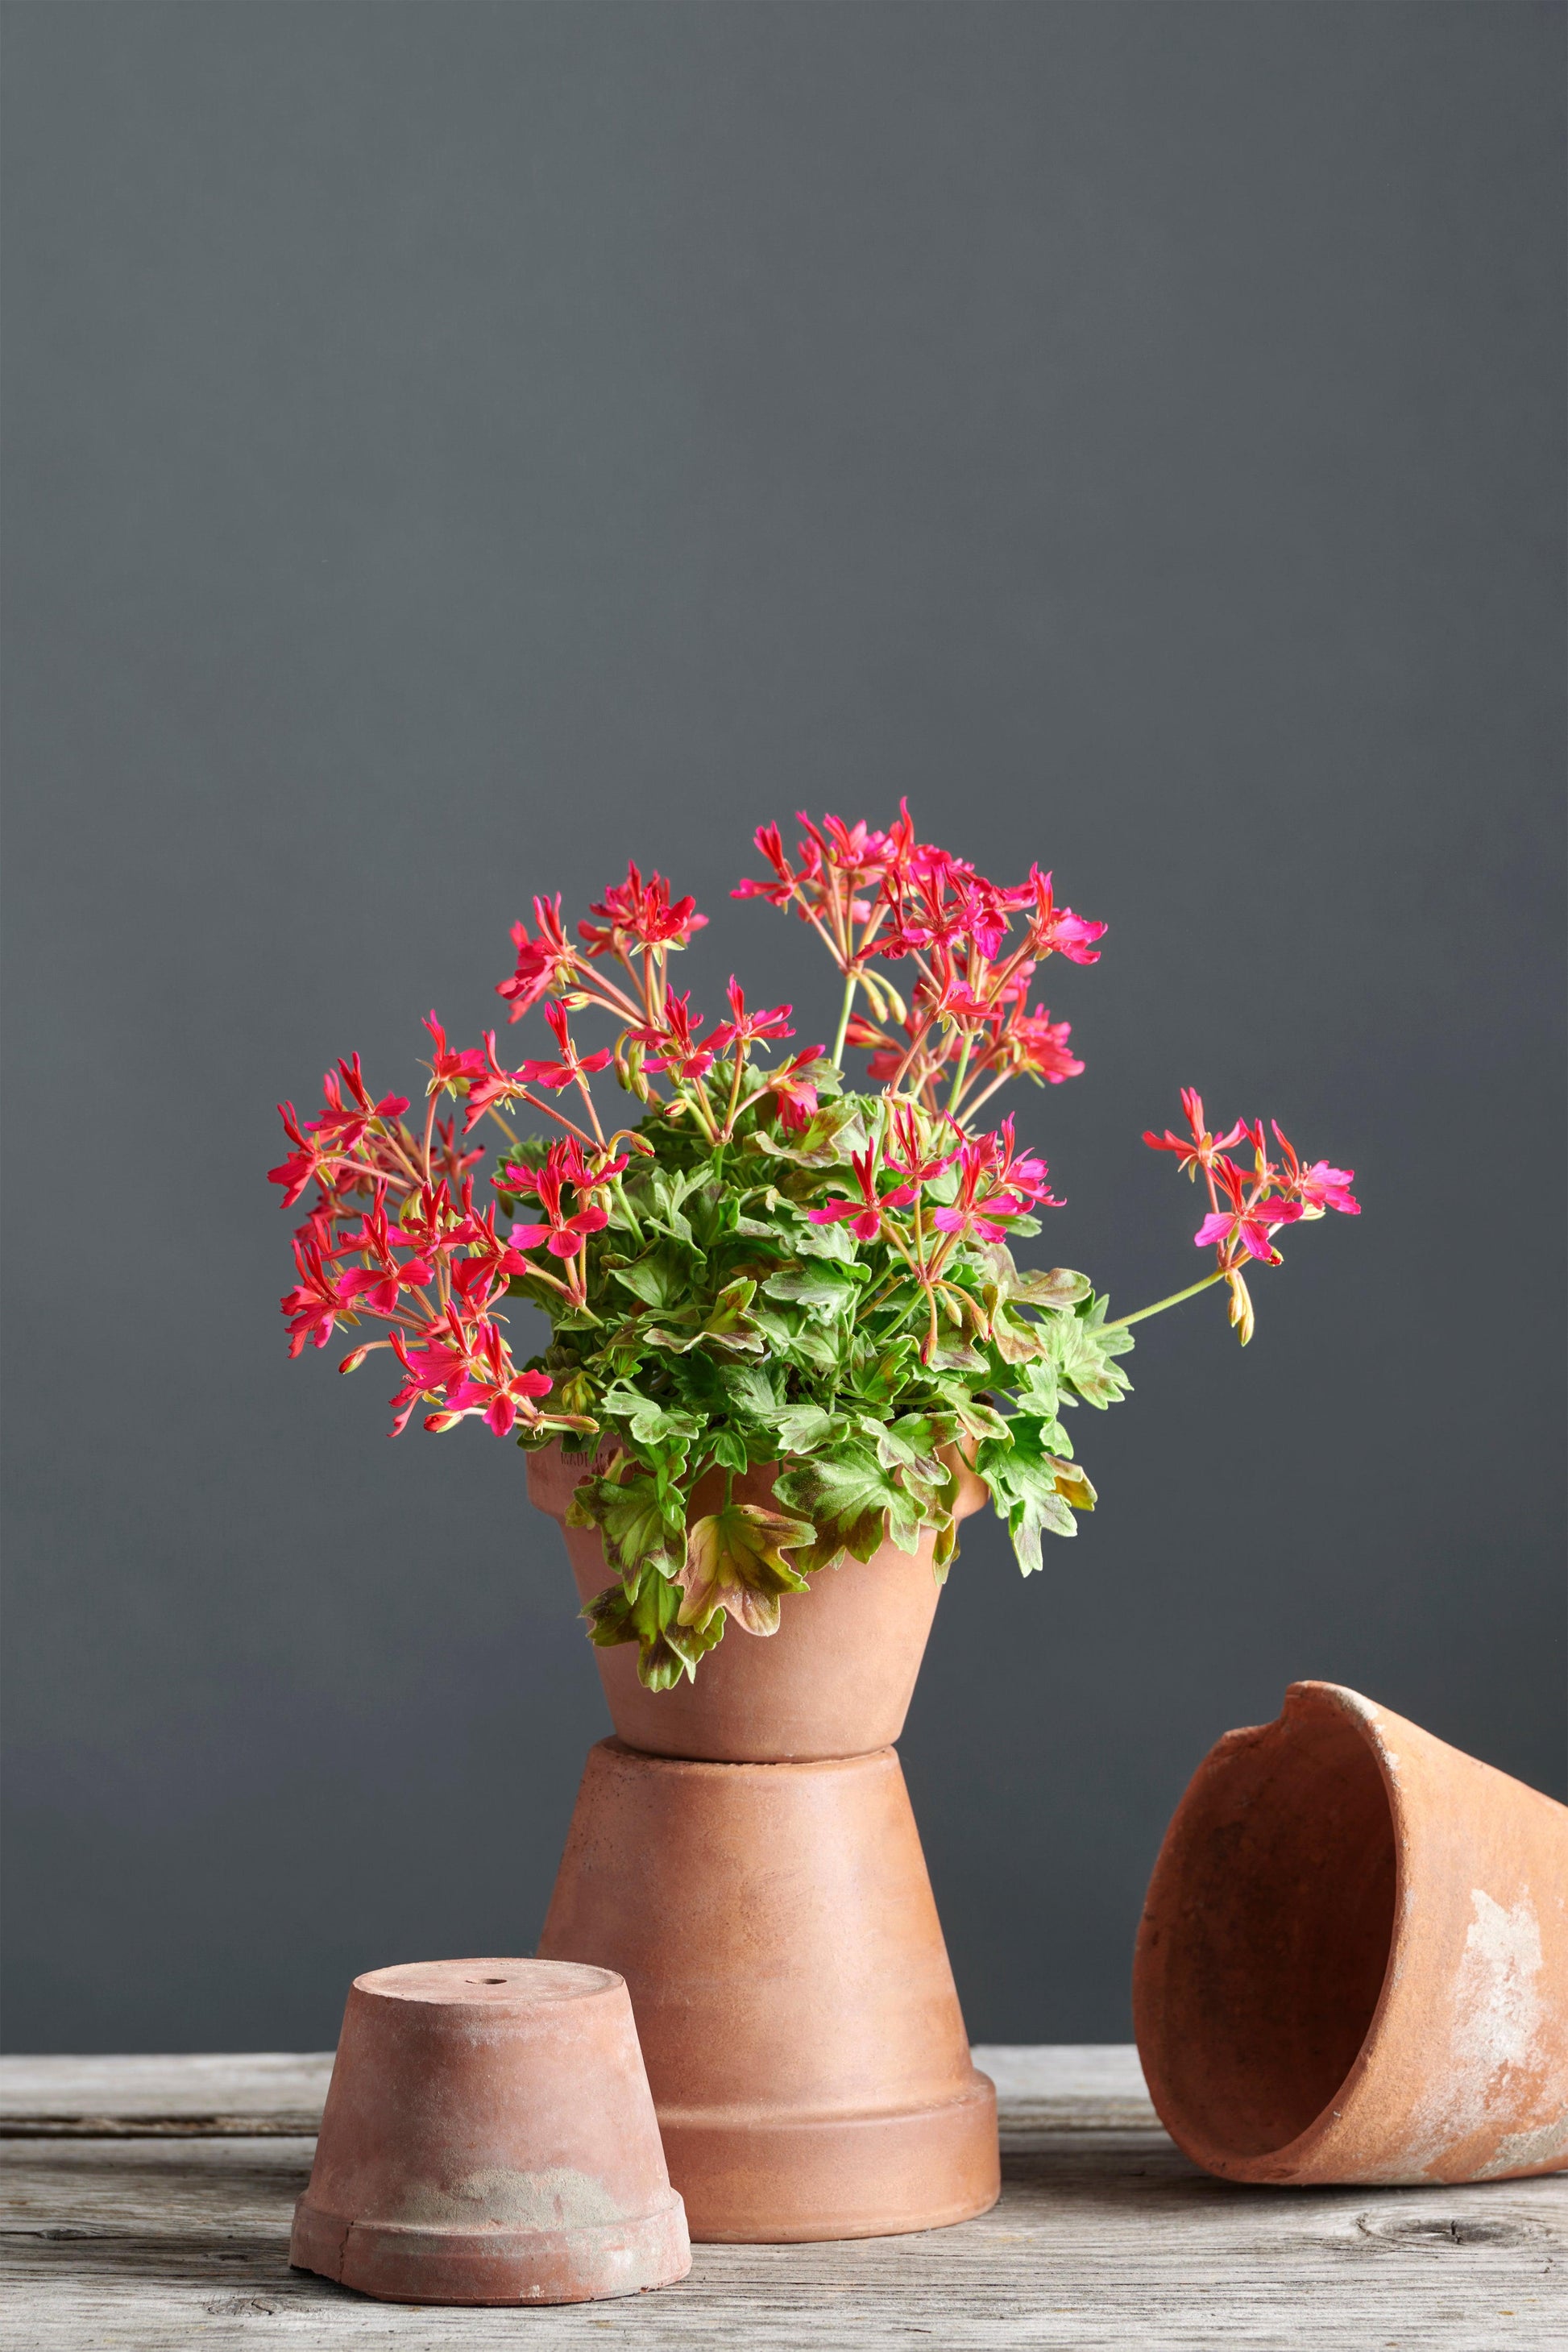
[526,1437,987,1762]
[537,1740,1000,2242]
[290,1958,691,2304]
[1133,1681,1568,2187]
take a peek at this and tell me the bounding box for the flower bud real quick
[1226,1269,1255,1346]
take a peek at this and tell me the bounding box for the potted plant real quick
[270,806,1359,2239]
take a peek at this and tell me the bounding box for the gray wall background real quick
[3,0,1562,2053]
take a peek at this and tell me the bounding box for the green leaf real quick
[716,1361,784,1421]
[1011,1266,1093,1310]
[570,1464,688,1584]
[609,1244,695,1309]
[596,1381,703,1448]
[772,1401,849,1454]
[640,1165,707,1245]
[749,1098,869,1168]
[774,1443,929,1570]
[677,1503,815,1636]
[844,1336,919,1412]
[976,1421,1098,1574]
[792,1213,859,1263]
[1045,1294,1135,1408]
[926,1334,987,1375]
[1009,1359,1060,1421]
[644,1278,767,1358]
[583,1570,725,1689]
[762,1262,861,1321]
[707,1427,751,1475]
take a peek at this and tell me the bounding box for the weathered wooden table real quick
[3,2048,1562,2348]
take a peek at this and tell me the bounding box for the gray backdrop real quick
[4,0,1562,2053]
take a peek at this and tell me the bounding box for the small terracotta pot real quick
[289,1958,691,2304]
[538,1739,1000,2242]
[1133,1681,1568,2186]
[525,1437,986,1762]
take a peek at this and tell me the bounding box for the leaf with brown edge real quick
[1010,1267,1093,1309]
[677,1502,815,1636]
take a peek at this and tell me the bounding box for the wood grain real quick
[0,2046,1155,2138]
[2,2056,1562,2348]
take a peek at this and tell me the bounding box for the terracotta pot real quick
[537,1739,1000,2242]
[1133,1680,1568,2186]
[289,1958,691,2304]
[525,1437,987,1763]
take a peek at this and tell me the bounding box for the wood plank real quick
[2,2131,1564,2350]
[0,2047,1157,2138]
[976,2043,1155,2133]
[0,2053,334,2138]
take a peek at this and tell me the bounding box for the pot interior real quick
[1148,1699,1398,2159]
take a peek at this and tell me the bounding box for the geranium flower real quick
[306,1056,410,1154]
[929,1132,1056,1245]
[1019,867,1107,964]
[497,895,580,1019]
[504,1141,613,1257]
[1272,1124,1360,1218]
[334,1195,436,1315]
[731,823,801,909]
[627,991,715,1082]
[421,1014,487,1096]
[706,977,794,1056]
[1193,1156,1305,1266]
[1143,1089,1248,1180]
[884,1101,961,1184]
[761,1045,828,1133]
[982,1115,1063,1209]
[994,1001,1083,1085]
[579,861,707,956]
[280,1237,355,1356]
[516,1001,616,1092]
[808,1148,916,1242]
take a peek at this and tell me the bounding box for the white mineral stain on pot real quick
[1398,1888,1549,2178]
[385,2167,628,2230]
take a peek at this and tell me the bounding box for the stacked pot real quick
[529,1440,1002,2243]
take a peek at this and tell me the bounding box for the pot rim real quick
[1136,1678,1409,2176]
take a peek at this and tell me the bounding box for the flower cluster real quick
[1143,1089,1359,1343]
[269,1028,608,1441]
[733,807,1103,1120]
[270,811,1359,1689]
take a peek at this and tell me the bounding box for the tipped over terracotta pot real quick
[525,1436,987,1762]
[1133,1680,1568,2186]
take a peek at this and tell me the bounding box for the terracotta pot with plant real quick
[270,807,1360,2239]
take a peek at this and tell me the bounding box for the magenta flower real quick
[707,976,794,1056]
[627,991,716,1082]
[809,1149,916,1242]
[761,1045,828,1133]
[1193,1157,1304,1266]
[579,861,707,956]
[496,896,580,1020]
[1272,1124,1360,1218]
[1143,1089,1248,1180]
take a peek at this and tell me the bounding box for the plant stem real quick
[946,1032,975,1115]
[831,971,858,1070]
[611,1176,644,1244]
[1105,1268,1229,1329]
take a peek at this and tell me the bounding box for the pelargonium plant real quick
[270,810,1359,1688]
